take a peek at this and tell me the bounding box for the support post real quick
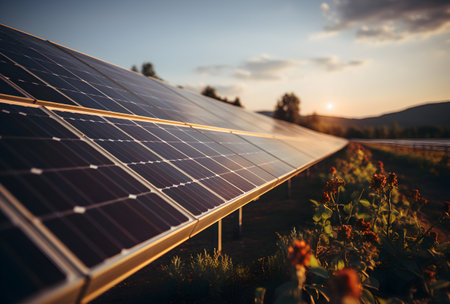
[233,207,243,239]
[286,178,292,199]
[217,219,222,254]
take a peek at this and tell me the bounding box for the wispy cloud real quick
[194,64,232,76]
[317,0,450,43]
[312,56,367,71]
[233,54,301,81]
[194,54,302,81]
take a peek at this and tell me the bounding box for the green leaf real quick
[324,224,332,234]
[361,289,376,304]
[320,204,333,220]
[343,203,353,214]
[309,255,320,267]
[336,259,345,270]
[309,267,329,279]
[363,276,380,290]
[360,199,371,208]
[312,212,321,222]
[310,199,320,207]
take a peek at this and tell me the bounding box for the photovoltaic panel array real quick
[0,24,347,303]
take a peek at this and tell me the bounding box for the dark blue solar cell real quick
[0,217,66,304]
[200,176,243,200]
[0,53,77,105]
[0,76,26,97]
[220,172,256,192]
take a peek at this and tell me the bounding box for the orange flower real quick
[376,161,385,174]
[370,173,386,191]
[321,192,331,204]
[330,268,362,302]
[337,225,353,242]
[444,201,450,217]
[287,240,312,267]
[330,166,337,176]
[356,218,372,232]
[410,189,421,202]
[363,230,379,244]
[386,172,398,187]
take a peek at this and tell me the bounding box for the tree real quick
[202,86,219,100]
[141,62,157,78]
[233,97,242,107]
[201,85,243,107]
[273,93,301,123]
[130,62,162,80]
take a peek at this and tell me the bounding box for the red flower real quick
[330,268,362,302]
[337,225,353,242]
[324,178,346,194]
[330,166,337,176]
[386,172,398,187]
[376,161,385,174]
[321,192,331,204]
[363,230,379,244]
[410,189,421,202]
[288,240,312,267]
[355,218,372,232]
[370,174,386,191]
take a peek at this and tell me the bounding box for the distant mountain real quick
[257,101,450,128]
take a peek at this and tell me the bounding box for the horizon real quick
[1,0,449,118]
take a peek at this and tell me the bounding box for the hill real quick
[258,101,450,128]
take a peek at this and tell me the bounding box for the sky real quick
[1,0,449,117]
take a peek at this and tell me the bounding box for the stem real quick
[371,194,380,228]
[348,189,365,224]
[386,189,392,238]
[333,190,343,226]
[413,215,444,247]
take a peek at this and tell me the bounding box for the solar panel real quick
[0,24,347,303]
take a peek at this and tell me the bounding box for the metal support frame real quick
[217,220,222,254]
[286,178,292,199]
[233,207,243,239]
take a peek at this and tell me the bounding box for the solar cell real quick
[0,206,67,303]
[56,110,276,216]
[0,102,190,268]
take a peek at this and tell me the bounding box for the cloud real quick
[233,54,301,81]
[318,0,450,42]
[194,64,232,76]
[312,56,367,71]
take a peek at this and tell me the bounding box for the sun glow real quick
[326,103,334,111]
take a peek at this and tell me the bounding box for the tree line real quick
[273,93,449,139]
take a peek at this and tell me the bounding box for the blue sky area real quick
[1,0,449,117]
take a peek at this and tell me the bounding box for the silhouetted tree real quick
[141,62,157,78]
[273,93,300,123]
[130,62,162,80]
[201,86,243,107]
[201,86,220,100]
[233,97,242,107]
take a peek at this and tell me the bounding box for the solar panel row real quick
[0,24,347,303]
